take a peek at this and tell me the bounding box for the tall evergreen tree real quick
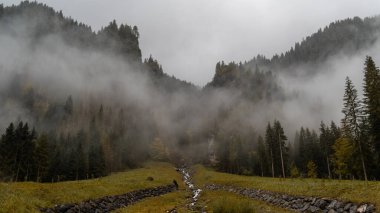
[0,123,16,179]
[341,77,368,180]
[362,56,380,176]
[319,122,332,178]
[265,123,275,177]
[34,134,49,182]
[273,120,288,178]
[257,136,267,177]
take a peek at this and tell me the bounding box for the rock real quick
[366,204,375,212]
[308,205,319,212]
[204,183,375,213]
[40,184,177,213]
[335,201,343,209]
[311,198,317,205]
[300,203,310,212]
[317,199,328,209]
[357,204,367,213]
[344,203,352,211]
[328,200,338,209]
[349,205,357,213]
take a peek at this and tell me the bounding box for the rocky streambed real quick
[206,184,376,213]
[40,184,177,213]
[177,167,205,212]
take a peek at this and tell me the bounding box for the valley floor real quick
[0,162,184,213]
[0,162,378,213]
[193,165,380,211]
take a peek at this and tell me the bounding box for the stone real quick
[328,209,337,213]
[308,206,319,212]
[344,203,352,211]
[328,200,338,209]
[366,204,375,212]
[318,200,328,209]
[357,204,367,213]
[300,203,310,212]
[311,198,317,205]
[349,205,357,213]
[335,201,343,209]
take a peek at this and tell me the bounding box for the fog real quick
[3,0,380,86]
[0,1,380,147]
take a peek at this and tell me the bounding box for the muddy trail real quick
[40,184,177,213]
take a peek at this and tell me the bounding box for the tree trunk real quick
[270,149,274,178]
[326,156,331,179]
[279,133,286,178]
[36,166,40,182]
[358,140,368,181]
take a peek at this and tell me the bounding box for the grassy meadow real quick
[193,165,380,207]
[1,162,379,213]
[0,162,184,213]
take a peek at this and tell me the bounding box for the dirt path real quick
[40,184,176,213]
[205,184,376,213]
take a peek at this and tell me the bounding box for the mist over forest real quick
[0,1,380,183]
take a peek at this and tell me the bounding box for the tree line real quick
[215,56,380,180]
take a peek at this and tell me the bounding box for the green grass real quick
[114,190,188,213]
[0,162,184,213]
[201,191,293,213]
[193,165,380,207]
[3,162,378,213]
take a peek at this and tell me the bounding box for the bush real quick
[290,163,300,178]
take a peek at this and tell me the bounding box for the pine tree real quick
[0,123,15,179]
[307,161,318,178]
[320,122,332,178]
[34,134,49,182]
[295,127,307,174]
[290,162,300,178]
[362,56,380,176]
[341,77,367,180]
[88,144,106,178]
[273,120,287,178]
[265,123,275,178]
[332,137,354,179]
[257,136,267,177]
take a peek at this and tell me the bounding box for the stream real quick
[177,166,205,212]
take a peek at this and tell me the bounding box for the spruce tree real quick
[265,123,275,178]
[362,56,380,176]
[319,122,332,178]
[273,120,287,178]
[341,77,367,180]
[34,134,49,182]
[257,136,267,177]
[0,123,15,179]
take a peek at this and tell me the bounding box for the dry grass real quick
[0,162,183,213]
[193,165,380,207]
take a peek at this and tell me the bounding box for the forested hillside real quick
[0,1,379,183]
[0,1,196,182]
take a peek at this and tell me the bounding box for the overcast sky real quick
[3,0,380,85]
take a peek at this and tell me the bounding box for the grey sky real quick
[3,0,380,85]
